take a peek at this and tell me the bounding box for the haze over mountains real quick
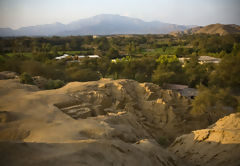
[0,14,193,36]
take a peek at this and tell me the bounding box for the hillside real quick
[185,24,240,35]
[0,14,190,36]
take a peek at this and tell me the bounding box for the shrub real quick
[191,86,238,115]
[45,79,65,89]
[20,72,34,84]
[157,137,168,147]
[66,65,100,82]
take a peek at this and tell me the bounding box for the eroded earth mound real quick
[0,77,190,166]
[0,73,239,166]
[169,113,240,166]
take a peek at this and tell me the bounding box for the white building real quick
[55,54,70,60]
[198,56,221,64]
[78,55,86,59]
[178,57,190,63]
[178,56,221,64]
[88,55,100,58]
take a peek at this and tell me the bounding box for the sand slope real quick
[169,113,240,166]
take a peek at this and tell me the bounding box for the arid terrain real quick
[0,72,239,166]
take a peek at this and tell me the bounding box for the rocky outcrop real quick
[169,113,240,166]
[53,79,194,143]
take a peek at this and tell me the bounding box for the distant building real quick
[178,56,221,65]
[178,57,190,63]
[198,56,221,64]
[163,83,198,99]
[78,55,85,59]
[55,54,70,60]
[56,54,100,61]
[163,84,188,90]
[180,88,198,98]
[88,55,100,58]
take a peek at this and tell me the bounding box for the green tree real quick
[152,55,184,85]
[97,57,111,78]
[98,37,110,51]
[45,79,65,89]
[109,61,124,79]
[106,47,119,59]
[65,64,100,82]
[191,86,238,116]
[184,56,210,87]
[127,42,136,56]
[209,55,240,89]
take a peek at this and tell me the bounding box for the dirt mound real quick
[169,113,240,166]
[1,77,238,165]
[0,78,188,165]
[53,79,194,143]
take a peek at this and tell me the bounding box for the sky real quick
[0,0,240,29]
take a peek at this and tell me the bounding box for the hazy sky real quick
[0,0,240,29]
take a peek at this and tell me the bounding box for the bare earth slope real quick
[0,77,191,166]
[169,113,240,166]
[0,78,193,143]
[185,24,240,35]
[0,75,239,166]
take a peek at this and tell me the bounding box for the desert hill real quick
[0,72,239,166]
[171,24,240,36]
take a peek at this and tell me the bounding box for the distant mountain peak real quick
[0,14,191,37]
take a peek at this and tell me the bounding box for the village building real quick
[55,54,69,60]
[178,57,190,63]
[178,56,221,64]
[56,54,100,61]
[198,56,221,64]
[88,55,100,58]
[78,55,85,58]
[163,83,198,99]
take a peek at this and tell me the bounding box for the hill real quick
[0,14,191,36]
[185,24,240,35]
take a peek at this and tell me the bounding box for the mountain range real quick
[0,14,193,37]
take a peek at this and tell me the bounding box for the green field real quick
[142,46,178,56]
